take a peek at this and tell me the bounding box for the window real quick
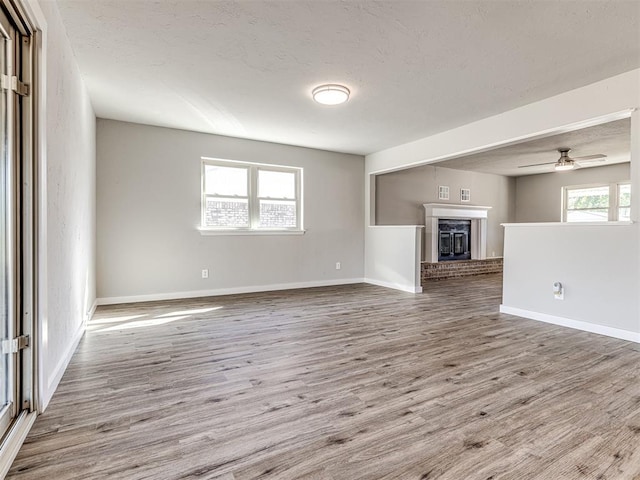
[201,158,302,232]
[563,183,631,222]
[618,183,631,221]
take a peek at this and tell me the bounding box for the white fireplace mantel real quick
[423,203,492,263]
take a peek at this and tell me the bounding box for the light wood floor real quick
[7,274,640,479]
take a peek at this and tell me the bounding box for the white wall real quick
[38,0,96,410]
[375,165,515,257]
[515,163,631,223]
[365,69,640,339]
[364,226,423,293]
[96,120,364,302]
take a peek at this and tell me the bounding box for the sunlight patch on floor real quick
[90,314,147,325]
[88,306,224,333]
[156,306,222,318]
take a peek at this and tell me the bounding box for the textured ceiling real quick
[433,118,631,177]
[55,0,640,155]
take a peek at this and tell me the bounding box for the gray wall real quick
[375,165,515,257]
[40,0,96,410]
[502,223,638,335]
[96,120,364,300]
[515,163,631,222]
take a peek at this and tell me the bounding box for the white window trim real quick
[616,181,631,221]
[562,181,631,222]
[200,157,304,235]
[198,228,306,236]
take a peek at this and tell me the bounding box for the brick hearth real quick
[421,258,503,283]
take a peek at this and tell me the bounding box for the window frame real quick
[616,181,631,222]
[562,182,631,223]
[200,157,304,234]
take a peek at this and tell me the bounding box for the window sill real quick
[198,227,306,236]
[501,221,634,227]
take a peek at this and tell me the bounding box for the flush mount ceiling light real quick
[312,84,350,105]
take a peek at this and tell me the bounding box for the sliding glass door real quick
[0,0,34,443]
[0,5,17,440]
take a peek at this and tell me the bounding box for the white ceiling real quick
[55,0,640,155]
[433,118,631,177]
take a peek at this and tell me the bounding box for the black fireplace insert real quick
[438,219,471,261]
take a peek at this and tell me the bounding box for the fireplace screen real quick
[439,232,451,255]
[454,233,466,254]
[438,219,471,261]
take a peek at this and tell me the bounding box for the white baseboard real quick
[86,299,97,321]
[41,319,86,411]
[97,278,365,305]
[364,278,422,294]
[500,305,640,343]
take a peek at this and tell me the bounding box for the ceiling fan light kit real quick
[554,149,576,171]
[554,161,575,171]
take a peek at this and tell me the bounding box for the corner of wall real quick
[36,0,97,411]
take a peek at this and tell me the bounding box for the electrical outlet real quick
[202,269,209,279]
[335,262,341,270]
[553,281,564,300]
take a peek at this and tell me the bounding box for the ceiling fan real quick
[518,148,607,171]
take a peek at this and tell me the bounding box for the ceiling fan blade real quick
[575,159,607,168]
[517,161,557,168]
[572,154,607,161]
